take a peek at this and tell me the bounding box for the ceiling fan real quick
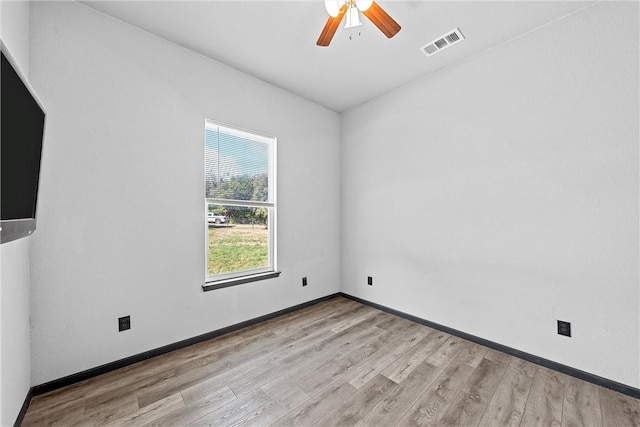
[317,0,401,46]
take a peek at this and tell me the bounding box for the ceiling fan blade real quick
[362,1,401,39]
[317,5,347,46]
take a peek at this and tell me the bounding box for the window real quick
[203,120,277,290]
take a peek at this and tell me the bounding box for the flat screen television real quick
[1,41,46,244]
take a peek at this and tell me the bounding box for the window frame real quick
[203,120,278,291]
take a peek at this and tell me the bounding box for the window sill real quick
[202,271,281,292]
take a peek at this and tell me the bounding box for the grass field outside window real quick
[207,224,269,276]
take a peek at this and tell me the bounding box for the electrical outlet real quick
[557,320,571,337]
[302,277,308,287]
[367,276,373,286]
[119,315,131,332]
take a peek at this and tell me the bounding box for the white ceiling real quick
[81,1,594,112]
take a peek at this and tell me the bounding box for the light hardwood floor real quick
[23,297,640,426]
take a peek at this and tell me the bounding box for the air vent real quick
[420,28,465,57]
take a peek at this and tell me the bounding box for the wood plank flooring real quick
[22,297,640,426]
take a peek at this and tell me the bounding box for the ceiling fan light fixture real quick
[324,0,346,18]
[355,0,373,12]
[317,0,400,47]
[344,6,362,28]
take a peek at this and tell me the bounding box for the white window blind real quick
[205,121,275,206]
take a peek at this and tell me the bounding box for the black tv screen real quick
[1,43,46,244]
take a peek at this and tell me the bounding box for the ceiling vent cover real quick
[420,28,465,57]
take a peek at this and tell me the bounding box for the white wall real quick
[0,1,33,424]
[29,1,340,385]
[341,1,639,388]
